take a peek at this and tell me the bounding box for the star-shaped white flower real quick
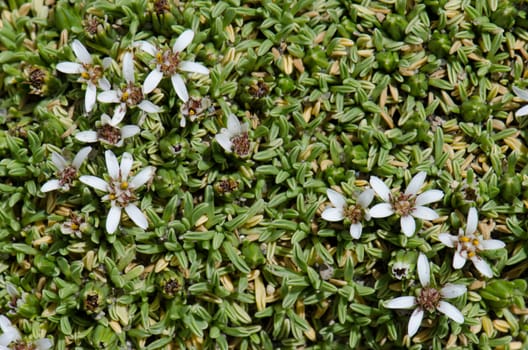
[41,146,92,192]
[385,253,466,338]
[369,172,444,237]
[215,114,251,157]
[136,29,209,102]
[438,208,506,278]
[56,40,111,113]
[321,188,374,239]
[75,113,139,147]
[79,150,155,233]
[512,86,528,117]
[0,315,52,350]
[97,52,161,121]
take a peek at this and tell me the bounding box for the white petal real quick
[440,284,467,299]
[98,90,120,103]
[101,113,112,125]
[321,208,344,222]
[326,189,346,209]
[466,208,478,235]
[411,206,439,221]
[79,175,109,192]
[72,39,92,64]
[0,315,12,330]
[180,115,186,127]
[130,166,155,189]
[408,307,424,338]
[240,122,249,134]
[179,61,209,75]
[51,152,68,170]
[384,296,416,309]
[75,131,98,143]
[357,188,374,208]
[135,40,157,56]
[480,239,506,250]
[41,179,62,193]
[171,73,189,102]
[119,152,133,180]
[438,233,457,248]
[417,253,430,287]
[138,100,161,113]
[113,104,127,123]
[122,52,135,83]
[106,205,122,233]
[400,215,416,237]
[349,223,362,239]
[215,133,232,152]
[143,69,163,94]
[415,189,444,206]
[369,203,394,218]
[173,29,194,53]
[0,325,21,346]
[35,338,53,350]
[98,77,111,91]
[452,251,467,269]
[405,171,426,196]
[437,301,464,323]
[369,176,391,201]
[227,113,242,134]
[85,82,97,113]
[515,105,528,117]
[121,125,140,139]
[471,256,493,278]
[513,86,528,100]
[105,150,120,180]
[6,283,19,298]
[125,204,148,229]
[56,62,83,74]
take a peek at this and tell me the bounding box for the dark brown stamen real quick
[121,83,144,106]
[391,193,415,216]
[157,50,180,76]
[85,293,99,312]
[417,287,441,313]
[231,133,250,157]
[59,166,78,186]
[97,124,121,145]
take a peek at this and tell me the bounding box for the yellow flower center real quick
[460,236,470,243]
[120,181,129,190]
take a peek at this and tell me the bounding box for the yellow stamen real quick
[460,236,470,243]
[189,109,196,115]
[122,91,129,100]
[156,52,163,64]
[472,239,480,246]
[109,194,116,200]
[120,181,128,190]
[70,223,79,230]
[81,71,90,79]
[468,251,476,258]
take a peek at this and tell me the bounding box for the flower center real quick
[231,132,250,157]
[457,233,481,257]
[28,67,46,95]
[391,193,415,216]
[216,179,238,194]
[391,262,410,280]
[121,82,144,106]
[157,49,180,76]
[107,179,137,207]
[81,64,103,85]
[163,279,181,296]
[343,204,364,224]
[12,342,37,350]
[97,124,121,145]
[85,293,99,312]
[417,286,441,312]
[59,165,78,186]
[153,0,170,14]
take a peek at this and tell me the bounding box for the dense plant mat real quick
[0,0,527,349]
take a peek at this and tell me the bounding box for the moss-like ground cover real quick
[0,0,527,349]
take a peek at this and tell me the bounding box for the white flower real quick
[79,150,155,233]
[438,208,506,278]
[384,253,466,338]
[0,315,52,350]
[41,146,92,192]
[0,315,21,347]
[61,212,88,239]
[75,113,139,147]
[321,188,374,239]
[512,86,528,117]
[136,29,209,102]
[97,52,161,121]
[215,114,251,157]
[179,96,211,127]
[369,172,444,237]
[56,40,111,113]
